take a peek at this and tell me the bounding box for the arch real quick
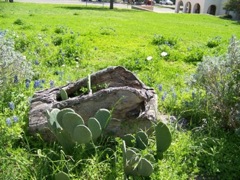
[207,5,216,15]
[184,2,191,13]
[193,3,200,13]
[176,0,184,13]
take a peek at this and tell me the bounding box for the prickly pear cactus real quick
[60,89,68,100]
[88,117,102,140]
[135,131,148,150]
[94,108,111,130]
[137,158,154,177]
[155,121,172,160]
[46,107,112,153]
[62,112,84,135]
[55,171,70,180]
[57,108,75,128]
[122,134,135,147]
[73,125,92,144]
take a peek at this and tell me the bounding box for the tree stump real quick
[29,66,159,140]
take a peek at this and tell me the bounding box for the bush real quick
[207,36,222,48]
[152,34,177,47]
[0,31,33,92]
[190,36,240,130]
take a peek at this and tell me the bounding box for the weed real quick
[13,19,24,25]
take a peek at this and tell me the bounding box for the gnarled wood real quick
[29,66,159,140]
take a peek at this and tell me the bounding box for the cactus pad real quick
[55,171,70,180]
[62,112,84,135]
[56,108,74,128]
[73,125,92,144]
[94,108,111,130]
[88,117,102,140]
[122,134,136,147]
[155,122,172,153]
[137,158,154,177]
[60,89,68,100]
[47,108,60,126]
[135,131,148,150]
[124,149,139,176]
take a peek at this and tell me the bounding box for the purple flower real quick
[14,75,18,84]
[161,92,167,101]
[34,60,39,65]
[13,116,19,123]
[9,102,15,110]
[41,79,45,83]
[34,80,40,89]
[50,80,54,88]
[158,84,163,91]
[26,81,30,89]
[25,79,31,83]
[6,118,11,126]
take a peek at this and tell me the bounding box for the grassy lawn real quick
[1,2,240,179]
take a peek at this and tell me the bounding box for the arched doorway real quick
[184,2,191,13]
[176,1,184,13]
[207,5,216,15]
[193,3,200,13]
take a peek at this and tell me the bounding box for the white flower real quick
[161,52,168,57]
[146,56,153,61]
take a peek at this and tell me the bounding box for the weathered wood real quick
[29,66,159,140]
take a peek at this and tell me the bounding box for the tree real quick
[224,0,240,19]
[110,0,114,9]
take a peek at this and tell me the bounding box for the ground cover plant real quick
[0,1,240,179]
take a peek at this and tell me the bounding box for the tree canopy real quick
[224,0,240,19]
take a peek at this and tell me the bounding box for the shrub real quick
[13,19,24,25]
[184,45,205,63]
[152,34,177,47]
[190,36,240,130]
[0,32,33,92]
[207,36,222,48]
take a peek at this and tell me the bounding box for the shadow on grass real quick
[57,4,139,13]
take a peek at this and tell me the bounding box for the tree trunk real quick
[110,0,114,9]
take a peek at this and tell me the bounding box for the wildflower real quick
[172,91,177,99]
[158,84,163,91]
[13,116,19,123]
[34,80,40,89]
[34,60,39,65]
[161,52,168,57]
[146,56,153,61]
[14,75,18,83]
[41,79,45,83]
[25,79,31,83]
[161,91,167,101]
[6,118,11,126]
[26,81,30,89]
[9,102,15,110]
[50,80,54,88]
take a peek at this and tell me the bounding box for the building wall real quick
[175,0,229,16]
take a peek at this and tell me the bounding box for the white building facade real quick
[175,0,229,16]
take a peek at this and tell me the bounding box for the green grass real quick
[1,2,240,179]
